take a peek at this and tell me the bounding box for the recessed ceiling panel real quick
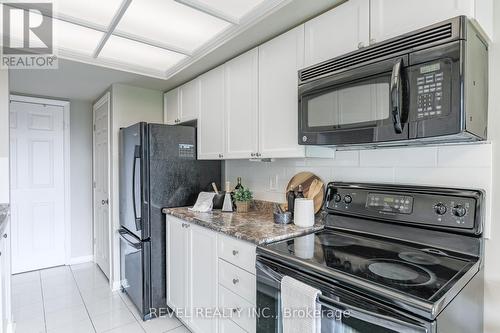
[53,20,105,56]
[99,35,187,72]
[52,0,124,28]
[115,0,231,53]
[194,0,267,19]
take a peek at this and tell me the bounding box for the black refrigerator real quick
[118,122,221,320]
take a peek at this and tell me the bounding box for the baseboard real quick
[112,280,122,291]
[68,255,94,265]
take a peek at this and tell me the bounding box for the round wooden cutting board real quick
[286,172,325,214]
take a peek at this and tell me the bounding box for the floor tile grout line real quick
[69,265,98,333]
[117,292,147,333]
[38,270,49,333]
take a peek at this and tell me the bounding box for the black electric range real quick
[256,183,485,333]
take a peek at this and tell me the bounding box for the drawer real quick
[219,318,247,333]
[218,234,256,274]
[219,259,256,305]
[219,285,256,333]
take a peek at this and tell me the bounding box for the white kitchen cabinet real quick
[370,0,475,43]
[164,88,179,125]
[179,79,200,123]
[167,217,218,333]
[224,48,259,159]
[166,216,189,312]
[198,66,226,160]
[258,25,305,158]
[0,219,12,333]
[189,224,218,333]
[164,79,200,125]
[304,0,369,67]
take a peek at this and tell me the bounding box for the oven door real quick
[298,56,409,146]
[256,256,434,333]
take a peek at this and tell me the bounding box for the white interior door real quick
[93,94,111,279]
[10,100,66,274]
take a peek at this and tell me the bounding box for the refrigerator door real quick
[119,123,149,240]
[147,123,221,311]
[119,228,151,320]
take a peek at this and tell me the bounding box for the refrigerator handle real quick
[132,145,142,231]
[119,229,142,250]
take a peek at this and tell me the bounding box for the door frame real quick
[92,92,112,280]
[9,94,72,266]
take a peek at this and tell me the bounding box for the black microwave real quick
[298,16,488,147]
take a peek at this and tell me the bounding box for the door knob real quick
[232,250,239,256]
[232,278,239,285]
[101,199,109,205]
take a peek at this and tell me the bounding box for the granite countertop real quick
[162,203,325,245]
[0,204,10,236]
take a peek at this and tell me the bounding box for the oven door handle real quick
[390,58,404,134]
[318,295,429,333]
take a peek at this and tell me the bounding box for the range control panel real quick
[325,183,483,235]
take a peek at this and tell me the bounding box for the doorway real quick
[93,92,111,279]
[9,95,70,274]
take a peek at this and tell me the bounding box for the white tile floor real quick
[11,262,191,333]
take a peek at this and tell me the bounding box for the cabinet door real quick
[199,66,225,160]
[225,48,259,159]
[164,89,179,125]
[189,224,218,333]
[370,0,474,42]
[180,79,200,123]
[259,25,305,158]
[166,216,189,311]
[304,0,369,67]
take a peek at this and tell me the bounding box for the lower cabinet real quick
[0,218,12,333]
[166,216,257,333]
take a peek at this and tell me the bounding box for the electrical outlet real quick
[269,174,279,191]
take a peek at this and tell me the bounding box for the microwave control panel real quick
[415,62,446,119]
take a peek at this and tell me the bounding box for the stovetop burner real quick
[399,251,442,265]
[268,229,476,301]
[366,259,436,286]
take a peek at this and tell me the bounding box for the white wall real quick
[483,0,500,331]
[108,84,163,287]
[0,69,9,204]
[69,100,93,261]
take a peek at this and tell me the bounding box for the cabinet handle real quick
[185,224,190,228]
[232,250,239,256]
[251,153,255,157]
[232,278,239,285]
[2,233,6,238]
[232,307,241,313]
[256,153,261,157]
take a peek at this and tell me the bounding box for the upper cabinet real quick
[304,0,369,67]
[164,79,200,125]
[198,66,226,160]
[370,0,475,43]
[259,26,305,159]
[224,48,259,159]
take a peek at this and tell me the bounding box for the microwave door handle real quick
[390,59,404,134]
[132,145,142,231]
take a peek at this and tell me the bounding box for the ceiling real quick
[8,0,343,101]
[3,0,285,78]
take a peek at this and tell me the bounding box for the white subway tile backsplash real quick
[437,143,492,168]
[360,147,437,167]
[306,150,359,167]
[332,167,395,183]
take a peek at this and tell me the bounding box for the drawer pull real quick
[232,250,239,256]
[232,278,239,285]
[232,307,241,313]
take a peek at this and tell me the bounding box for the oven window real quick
[307,77,390,128]
[323,308,398,333]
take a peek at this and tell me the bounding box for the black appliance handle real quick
[256,259,428,333]
[118,229,142,250]
[390,58,404,134]
[132,145,142,231]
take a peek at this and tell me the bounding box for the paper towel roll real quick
[293,198,315,228]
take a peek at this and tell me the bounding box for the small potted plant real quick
[234,187,253,213]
